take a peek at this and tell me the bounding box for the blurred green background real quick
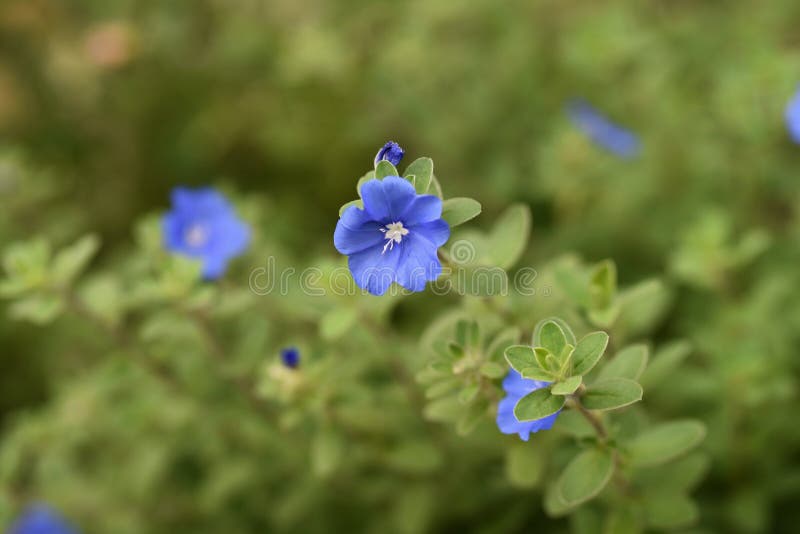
[2,0,800,532]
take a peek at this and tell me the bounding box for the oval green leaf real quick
[582,378,643,411]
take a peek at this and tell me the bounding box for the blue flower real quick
[333,176,450,296]
[374,141,405,167]
[566,99,641,158]
[162,187,251,280]
[281,347,300,369]
[8,504,79,534]
[785,87,800,144]
[496,369,560,441]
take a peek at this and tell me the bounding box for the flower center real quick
[184,223,209,248]
[380,221,409,254]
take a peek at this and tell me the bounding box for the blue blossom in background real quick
[281,347,300,369]
[334,176,449,295]
[374,141,405,167]
[8,504,79,534]
[785,86,800,144]
[163,187,251,280]
[566,99,641,158]
[496,369,560,441]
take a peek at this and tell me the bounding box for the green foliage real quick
[1,1,799,532]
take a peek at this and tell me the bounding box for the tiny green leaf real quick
[640,340,691,389]
[505,442,544,489]
[582,378,643,411]
[571,331,609,375]
[319,307,358,340]
[520,366,556,382]
[479,361,506,379]
[589,259,617,311]
[628,420,707,467]
[375,160,399,179]
[556,448,615,508]
[441,198,482,227]
[52,234,100,285]
[504,345,537,373]
[551,375,582,395]
[403,157,434,194]
[598,344,649,381]
[488,203,531,269]
[514,388,565,422]
[535,319,568,356]
[642,492,698,529]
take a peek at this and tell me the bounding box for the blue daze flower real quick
[8,504,79,534]
[566,99,641,158]
[281,347,300,369]
[785,87,800,144]
[496,369,560,441]
[163,187,251,280]
[374,141,405,167]
[334,176,450,296]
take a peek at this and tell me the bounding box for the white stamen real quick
[185,223,209,248]
[381,221,409,254]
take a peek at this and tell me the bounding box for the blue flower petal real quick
[162,187,251,280]
[496,369,560,441]
[347,242,401,295]
[9,504,79,534]
[394,235,441,292]
[334,206,385,255]
[360,177,416,222]
[401,195,444,226]
[409,219,450,248]
[566,99,641,158]
[786,87,800,144]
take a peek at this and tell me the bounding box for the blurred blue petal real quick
[566,99,641,158]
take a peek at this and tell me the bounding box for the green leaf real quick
[520,366,556,382]
[602,509,643,534]
[458,383,480,404]
[556,448,615,508]
[552,375,582,395]
[319,308,358,340]
[572,331,610,375]
[479,361,506,379]
[403,157,434,194]
[8,294,64,324]
[589,260,617,311]
[514,388,565,422]
[338,199,363,217]
[425,378,461,400]
[487,203,531,269]
[311,428,344,478]
[456,398,488,435]
[598,344,649,381]
[441,197,482,227]
[615,279,671,338]
[534,319,568,356]
[504,345,537,373]
[642,492,698,529]
[582,378,643,411]
[375,160,399,179]
[628,420,706,467]
[423,395,461,422]
[52,234,100,285]
[640,340,691,389]
[505,443,544,489]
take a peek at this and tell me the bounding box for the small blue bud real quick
[374,141,405,167]
[281,347,300,369]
